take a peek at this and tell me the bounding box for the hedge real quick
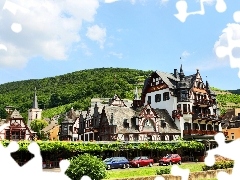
[202,161,233,171]
[0,140,204,152]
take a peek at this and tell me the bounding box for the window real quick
[163,92,170,101]
[133,134,138,141]
[147,96,151,104]
[35,113,38,119]
[200,124,206,130]
[169,135,173,141]
[124,134,129,141]
[12,131,20,140]
[183,104,187,113]
[155,94,161,102]
[231,133,235,140]
[123,119,129,128]
[177,104,181,111]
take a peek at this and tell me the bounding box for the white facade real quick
[0,120,32,140]
[117,133,180,141]
[144,88,177,115]
[28,108,42,121]
[142,68,220,139]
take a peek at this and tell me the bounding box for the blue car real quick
[103,157,130,170]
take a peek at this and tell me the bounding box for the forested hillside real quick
[211,87,240,114]
[0,68,151,119]
[0,67,239,120]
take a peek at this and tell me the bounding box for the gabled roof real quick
[156,71,180,89]
[109,94,127,107]
[10,109,23,119]
[42,121,59,133]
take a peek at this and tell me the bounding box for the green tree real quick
[30,119,48,138]
[0,106,8,119]
[65,153,107,180]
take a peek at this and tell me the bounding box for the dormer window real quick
[123,119,129,128]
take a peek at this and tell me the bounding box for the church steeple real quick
[28,87,42,126]
[32,87,38,109]
[134,87,139,100]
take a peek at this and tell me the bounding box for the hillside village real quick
[0,66,239,145]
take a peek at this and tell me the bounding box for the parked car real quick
[159,154,182,166]
[129,156,154,168]
[103,157,130,170]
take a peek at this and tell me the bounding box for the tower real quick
[134,86,139,100]
[27,87,42,127]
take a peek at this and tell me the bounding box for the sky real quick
[0,0,240,90]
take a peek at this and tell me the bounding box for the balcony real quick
[182,112,192,120]
[183,130,228,136]
[193,99,212,107]
[192,113,217,121]
[172,110,182,119]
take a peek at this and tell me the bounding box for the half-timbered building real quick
[141,65,223,140]
[0,109,36,140]
[77,94,180,141]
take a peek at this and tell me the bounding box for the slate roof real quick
[42,121,59,133]
[10,109,23,119]
[102,106,180,134]
[156,71,180,89]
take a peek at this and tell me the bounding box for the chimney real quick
[174,69,178,78]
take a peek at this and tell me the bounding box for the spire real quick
[206,76,209,89]
[180,64,183,73]
[179,64,185,80]
[134,87,139,100]
[32,87,38,109]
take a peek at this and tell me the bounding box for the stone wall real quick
[112,168,233,180]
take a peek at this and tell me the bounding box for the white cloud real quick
[105,0,119,3]
[108,51,123,59]
[181,50,190,58]
[183,57,228,72]
[159,0,169,5]
[86,25,106,49]
[130,0,136,4]
[79,43,92,56]
[0,0,99,68]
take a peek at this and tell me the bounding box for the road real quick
[42,162,199,172]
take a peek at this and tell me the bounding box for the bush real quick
[202,160,233,171]
[65,153,107,180]
[156,167,171,175]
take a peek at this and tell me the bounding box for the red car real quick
[129,156,154,168]
[159,154,182,166]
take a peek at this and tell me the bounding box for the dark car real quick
[129,156,154,168]
[159,154,182,166]
[103,157,130,170]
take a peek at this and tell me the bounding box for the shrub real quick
[156,167,171,175]
[65,153,107,180]
[202,160,233,171]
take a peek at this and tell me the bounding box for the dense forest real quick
[0,68,151,119]
[0,67,239,120]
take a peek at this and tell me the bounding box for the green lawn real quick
[106,163,205,179]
